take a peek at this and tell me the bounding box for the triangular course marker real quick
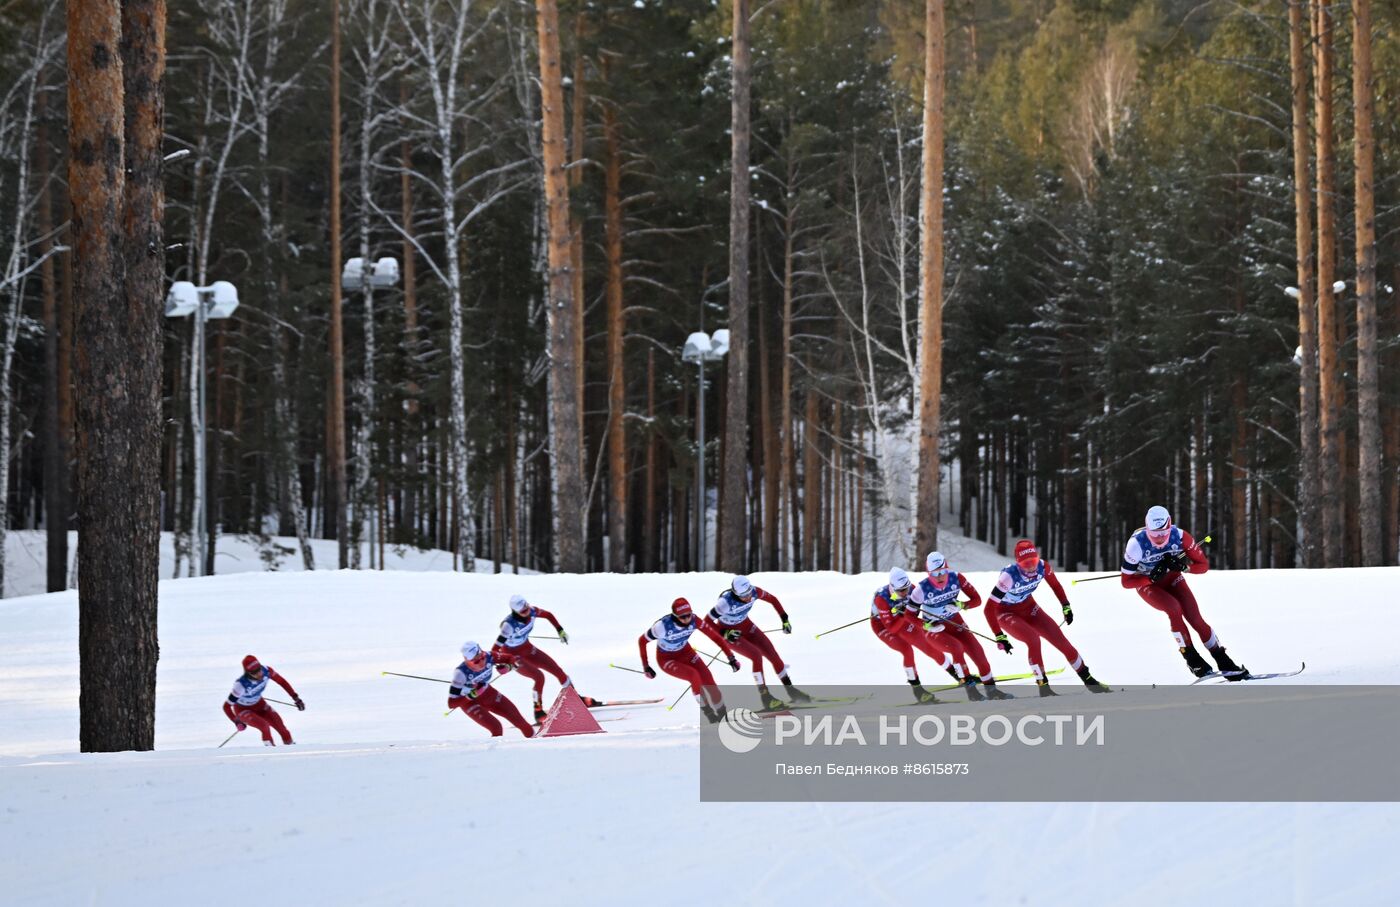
[538,685,606,737]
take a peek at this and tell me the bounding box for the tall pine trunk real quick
[37,92,69,592]
[72,0,164,752]
[720,0,752,571]
[1288,0,1322,566]
[1352,0,1382,566]
[328,0,347,563]
[913,0,945,557]
[603,75,627,573]
[536,0,586,571]
[1311,0,1344,567]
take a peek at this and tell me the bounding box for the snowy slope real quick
[3,529,531,598]
[3,565,1399,905]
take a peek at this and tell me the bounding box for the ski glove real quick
[1148,560,1172,582]
[923,619,944,633]
[781,619,792,635]
[727,656,742,673]
[496,662,513,675]
[996,633,1013,655]
[643,665,656,680]
[1168,552,1193,573]
[1061,603,1074,625]
[558,629,570,645]
[235,721,247,732]
[723,628,743,642]
[294,697,306,711]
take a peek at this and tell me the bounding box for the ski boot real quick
[757,684,785,710]
[909,681,940,704]
[1077,664,1112,693]
[1180,645,1213,678]
[982,680,1013,701]
[577,695,603,708]
[963,677,986,702]
[1209,645,1249,681]
[1037,679,1058,698]
[534,705,549,724]
[713,704,729,723]
[700,704,720,724]
[782,679,813,703]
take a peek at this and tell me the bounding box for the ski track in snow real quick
[3,565,1399,905]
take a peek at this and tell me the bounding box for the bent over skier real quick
[1121,505,1247,679]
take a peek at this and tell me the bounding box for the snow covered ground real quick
[3,529,531,598]
[3,564,1399,905]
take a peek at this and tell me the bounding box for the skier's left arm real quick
[534,607,568,642]
[1178,532,1209,575]
[268,667,305,710]
[756,588,791,633]
[956,575,982,610]
[1043,562,1074,624]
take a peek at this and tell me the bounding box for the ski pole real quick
[815,616,867,639]
[609,663,647,675]
[667,649,728,710]
[265,697,295,707]
[382,670,449,684]
[919,612,1001,645]
[1070,535,1212,585]
[218,729,239,748]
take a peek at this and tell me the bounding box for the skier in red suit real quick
[870,567,946,703]
[701,575,811,709]
[222,655,303,746]
[1121,505,1246,679]
[448,641,535,738]
[638,598,740,723]
[492,593,597,723]
[910,552,1007,700]
[986,540,1109,697]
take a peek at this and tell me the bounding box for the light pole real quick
[165,280,240,577]
[681,329,729,571]
[340,257,399,568]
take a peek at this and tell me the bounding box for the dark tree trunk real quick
[913,0,946,556]
[37,95,70,592]
[719,0,752,571]
[536,0,586,571]
[73,0,165,752]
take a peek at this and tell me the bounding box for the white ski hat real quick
[461,641,484,662]
[925,551,948,574]
[509,594,530,614]
[1145,505,1172,532]
[888,567,912,591]
[731,576,755,599]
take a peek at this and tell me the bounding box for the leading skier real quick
[1120,505,1247,679]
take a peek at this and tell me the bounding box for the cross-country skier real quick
[1121,505,1247,679]
[702,575,812,709]
[870,568,941,703]
[986,540,1110,696]
[492,593,598,723]
[638,598,741,724]
[222,655,303,746]
[911,553,1009,700]
[448,641,535,738]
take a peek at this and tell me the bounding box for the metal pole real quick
[696,359,705,571]
[193,297,207,577]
